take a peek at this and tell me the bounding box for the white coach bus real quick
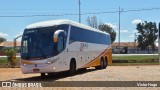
[20,20,112,77]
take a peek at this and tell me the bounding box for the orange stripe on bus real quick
[21,60,36,65]
[81,46,111,68]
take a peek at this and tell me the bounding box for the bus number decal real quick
[80,43,88,51]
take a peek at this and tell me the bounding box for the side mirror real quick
[53,30,66,53]
[53,30,65,43]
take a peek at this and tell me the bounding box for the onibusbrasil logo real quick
[2,82,42,87]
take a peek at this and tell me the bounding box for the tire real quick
[104,57,108,68]
[95,58,104,69]
[40,73,45,78]
[47,73,53,76]
[68,60,76,75]
[100,58,104,69]
[103,60,107,69]
[79,68,87,72]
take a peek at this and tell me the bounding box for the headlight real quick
[46,61,53,64]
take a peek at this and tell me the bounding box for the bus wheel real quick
[100,57,105,69]
[79,68,87,72]
[95,58,104,69]
[103,57,108,69]
[40,73,45,78]
[68,60,76,75]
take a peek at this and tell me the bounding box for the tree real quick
[136,21,158,53]
[98,24,116,43]
[5,48,16,68]
[86,16,116,43]
[0,37,6,43]
[86,16,99,29]
[0,37,6,53]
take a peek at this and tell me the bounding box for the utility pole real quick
[159,22,160,64]
[78,0,81,23]
[118,7,121,54]
[134,33,137,54]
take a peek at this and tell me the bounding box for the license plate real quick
[33,69,40,72]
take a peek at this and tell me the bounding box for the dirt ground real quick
[0,65,160,90]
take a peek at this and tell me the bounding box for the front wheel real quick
[40,73,45,78]
[68,60,76,75]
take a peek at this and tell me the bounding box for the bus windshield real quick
[21,25,68,60]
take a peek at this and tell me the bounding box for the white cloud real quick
[129,35,134,38]
[132,30,138,33]
[0,32,9,38]
[132,19,142,25]
[115,30,119,33]
[105,23,117,29]
[120,30,129,33]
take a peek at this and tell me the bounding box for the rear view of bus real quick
[20,20,112,77]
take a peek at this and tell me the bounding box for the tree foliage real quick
[0,37,6,43]
[0,37,6,53]
[98,24,116,43]
[86,16,116,43]
[86,15,100,29]
[5,48,16,68]
[136,21,158,52]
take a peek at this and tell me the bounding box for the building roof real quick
[0,41,157,48]
[1,41,137,47]
[0,41,21,47]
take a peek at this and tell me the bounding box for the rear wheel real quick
[40,73,45,78]
[68,60,76,75]
[103,57,108,69]
[103,60,107,69]
[95,58,104,69]
[79,68,87,72]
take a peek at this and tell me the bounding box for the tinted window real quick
[21,24,69,60]
[70,26,111,45]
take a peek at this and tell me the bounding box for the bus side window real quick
[69,26,76,44]
[69,37,75,44]
[58,34,64,52]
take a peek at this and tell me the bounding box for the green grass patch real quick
[112,55,159,65]
[113,55,158,61]
[0,57,8,64]
[0,57,20,64]
[0,55,159,66]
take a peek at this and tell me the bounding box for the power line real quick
[0,13,79,17]
[0,7,160,17]
[123,7,160,12]
[83,7,160,15]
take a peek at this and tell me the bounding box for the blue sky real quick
[0,0,160,42]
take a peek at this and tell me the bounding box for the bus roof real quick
[26,19,109,35]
